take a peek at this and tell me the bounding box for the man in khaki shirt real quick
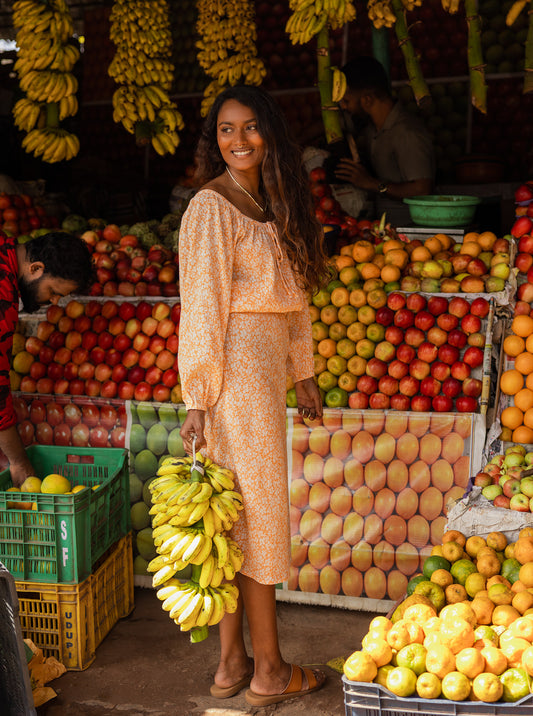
[335,56,435,226]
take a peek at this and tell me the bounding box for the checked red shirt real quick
[0,235,19,431]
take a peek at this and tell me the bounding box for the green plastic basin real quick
[403,194,481,227]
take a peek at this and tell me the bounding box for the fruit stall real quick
[3,0,533,711]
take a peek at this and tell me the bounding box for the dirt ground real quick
[36,587,374,716]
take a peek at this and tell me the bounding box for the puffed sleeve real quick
[286,304,314,383]
[178,192,237,411]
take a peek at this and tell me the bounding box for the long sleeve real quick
[286,305,314,383]
[177,192,237,411]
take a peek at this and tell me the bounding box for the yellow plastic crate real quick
[15,533,134,670]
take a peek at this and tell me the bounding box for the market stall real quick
[3,0,533,712]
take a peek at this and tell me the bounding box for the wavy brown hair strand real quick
[194,86,330,293]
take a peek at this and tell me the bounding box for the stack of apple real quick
[11,298,181,403]
[511,215,533,314]
[0,193,58,237]
[474,445,533,513]
[80,224,179,298]
[301,281,488,411]
[12,393,126,450]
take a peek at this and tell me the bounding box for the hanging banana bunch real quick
[441,0,461,12]
[196,0,267,117]
[147,454,244,643]
[109,0,184,156]
[398,0,423,10]
[286,0,356,44]
[367,0,396,29]
[390,0,431,105]
[12,0,80,164]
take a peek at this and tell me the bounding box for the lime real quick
[422,555,451,580]
[407,574,427,596]
[450,558,477,586]
[501,558,521,584]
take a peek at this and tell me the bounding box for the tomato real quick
[357,219,373,231]
[310,182,328,198]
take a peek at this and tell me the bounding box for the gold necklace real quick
[226,167,265,214]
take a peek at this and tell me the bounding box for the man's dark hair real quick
[24,232,94,293]
[342,56,391,99]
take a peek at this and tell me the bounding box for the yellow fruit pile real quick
[501,314,533,443]
[344,528,533,703]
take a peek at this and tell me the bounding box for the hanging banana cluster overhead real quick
[441,0,461,12]
[196,0,267,117]
[398,0,423,11]
[366,0,396,29]
[147,454,244,642]
[286,0,356,45]
[109,0,184,156]
[12,0,80,163]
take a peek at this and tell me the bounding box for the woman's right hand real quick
[180,409,207,455]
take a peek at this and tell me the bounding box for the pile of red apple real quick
[12,394,126,450]
[12,298,181,403]
[474,446,533,512]
[348,293,488,413]
[80,224,179,298]
[0,193,58,236]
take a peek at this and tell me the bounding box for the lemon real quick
[20,476,42,493]
[40,473,71,494]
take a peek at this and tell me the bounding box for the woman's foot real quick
[246,663,327,706]
[210,656,254,699]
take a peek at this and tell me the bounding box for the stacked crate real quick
[0,446,133,670]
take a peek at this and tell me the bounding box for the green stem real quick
[46,102,59,129]
[190,625,209,643]
[390,0,430,106]
[135,121,152,147]
[316,24,343,144]
[464,0,487,112]
[190,564,202,583]
[525,0,533,93]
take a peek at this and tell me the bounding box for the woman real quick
[178,85,329,707]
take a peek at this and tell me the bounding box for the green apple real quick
[482,484,503,501]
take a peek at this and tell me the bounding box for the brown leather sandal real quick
[210,673,253,699]
[245,664,326,706]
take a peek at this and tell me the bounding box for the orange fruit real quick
[434,232,453,250]
[523,407,533,430]
[527,372,533,391]
[410,245,432,262]
[504,334,526,357]
[463,231,479,243]
[500,636,531,667]
[343,650,377,682]
[492,604,521,627]
[334,255,355,270]
[424,237,443,255]
[480,646,507,675]
[515,388,533,412]
[515,352,533,376]
[380,264,401,283]
[500,406,524,430]
[352,240,375,263]
[500,369,525,396]
[362,637,393,667]
[360,263,381,280]
[513,315,533,337]
[513,425,533,443]
[471,672,503,703]
[425,644,456,678]
[455,647,485,678]
[439,618,475,654]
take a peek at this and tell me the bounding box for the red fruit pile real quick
[14,299,181,403]
[0,192,57,236]
[13,394,126,450]
[349,293,488,413]
[81,224,179,298]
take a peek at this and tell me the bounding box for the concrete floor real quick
[36,587,374,716]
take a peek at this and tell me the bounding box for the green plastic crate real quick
[0,446,129,583]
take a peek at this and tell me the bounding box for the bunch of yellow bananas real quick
[12,0,80,162]
[398,0,423,11]
[109,0,184,156]
[147,455,245,638]
[367,0,396,29]
[196,0,267,117]
[286,0,357,45]
[440,0,461,12]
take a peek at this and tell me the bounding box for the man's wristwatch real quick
[378,182,388,194]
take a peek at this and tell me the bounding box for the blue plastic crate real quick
[343,678,533,716]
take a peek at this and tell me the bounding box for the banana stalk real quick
[390,0,430,105]
[524,0,533,93]
[46,101,59,129]
[316,25,344,145]
[464,0,487,113]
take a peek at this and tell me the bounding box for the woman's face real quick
[217,99,265,172]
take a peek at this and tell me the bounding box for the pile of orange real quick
[343,527,533,704]
[500,314,533,443]
[289,411,471,602]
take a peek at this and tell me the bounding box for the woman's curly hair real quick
[194,85,329,294]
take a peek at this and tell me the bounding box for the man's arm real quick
[0,425,34,487]
[334,159,432,199]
